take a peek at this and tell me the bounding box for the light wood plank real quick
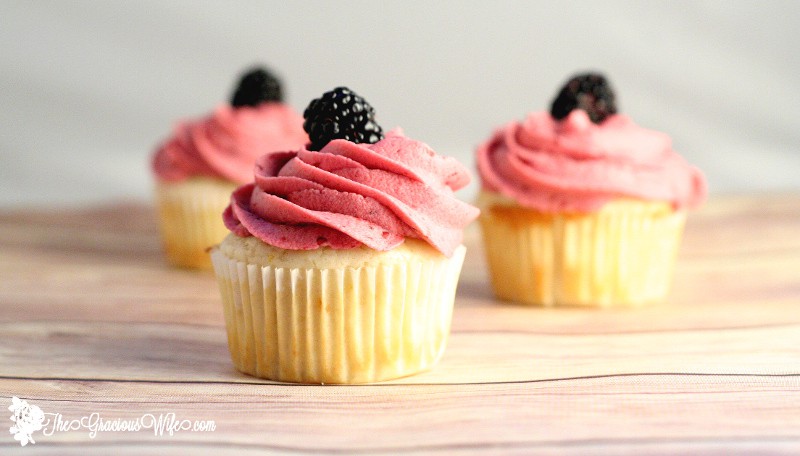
[2,196,800,333]
[2,375,799,454]
[1,321,798,384]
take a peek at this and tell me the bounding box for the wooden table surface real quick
[1,195,799,455]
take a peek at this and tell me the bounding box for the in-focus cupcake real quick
[151,66,308,269]
[211,87,479,383]
[476,73,706,307]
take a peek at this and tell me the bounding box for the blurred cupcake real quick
[476,73,706,307]
[211,87,479,383]
[152,66,308,269]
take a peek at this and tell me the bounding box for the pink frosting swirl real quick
[477,109,707,212]
[223,131,480,257]
[152,103,308,184]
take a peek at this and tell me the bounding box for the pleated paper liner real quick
[211,240,467,384]
[155,177,237,269]
[478,193,686,307]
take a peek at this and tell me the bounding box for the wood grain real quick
[1,195,800,454]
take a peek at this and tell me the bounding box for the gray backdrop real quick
[2,1,798,207]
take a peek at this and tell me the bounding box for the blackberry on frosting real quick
[303,87,384,151]
[550,73,617,124]
[231,66,283,107]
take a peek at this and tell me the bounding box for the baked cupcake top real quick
[152,67,308,184]
[476,73,706,213]
[223,87,479,257]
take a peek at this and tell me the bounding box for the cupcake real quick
[211,87,479,383]
[151,66,308,269]
[476,73,706,307]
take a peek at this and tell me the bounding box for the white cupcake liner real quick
[155,178,236,269]
[480,199,686,307]
[211,244,466,384]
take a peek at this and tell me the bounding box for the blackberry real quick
[303,87,384,151]
[550,73,617,123]
[231,66,283,107]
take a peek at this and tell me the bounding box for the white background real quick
[2,1,798,207]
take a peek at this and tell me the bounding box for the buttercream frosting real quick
[223,131,479,257]
[152,103,307,184]
[477,109,706,213]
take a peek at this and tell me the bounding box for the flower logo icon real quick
[9,396,45,446]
